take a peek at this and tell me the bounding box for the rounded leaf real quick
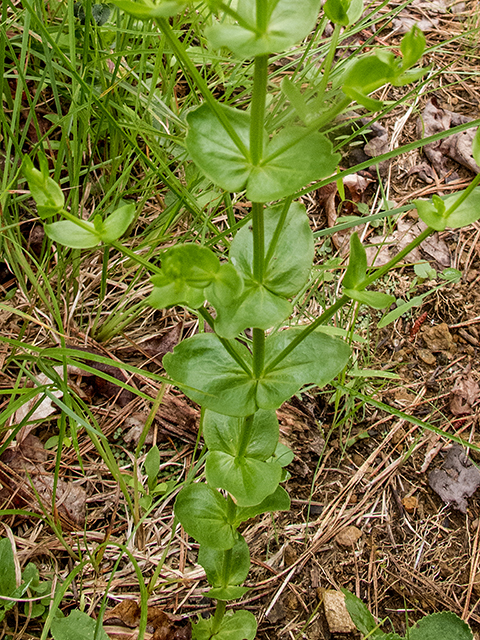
[198,535,250,589]
[163,333,257,416]
[174,484,236,549]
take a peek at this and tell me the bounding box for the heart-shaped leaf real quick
[234,485,290,525]
[174,483,237,549]
[198,535,250,596]
[231,202,314,298]
[206,0,322,59]
[415,188,480,230]
[247,127,340,202]
[210,281,292,339]
[209,202,315,338]
[256,329,351,409]
[204,409,279,458]
[186,104,339,202]
[192,610,257,640]
[163,333,256,416]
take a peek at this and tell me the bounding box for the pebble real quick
[335,525,362,547]
[322,590,356,634]
[417,348,436,365]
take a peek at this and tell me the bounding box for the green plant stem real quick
[265,224,435,374]
[316,24,340,98]
[250,54,269,379]
[156,18,250,160]
[211,600,227,635]
[197,307,253,375]
[237,414,255,458]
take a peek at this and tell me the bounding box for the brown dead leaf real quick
[392,15,439,33]
[429,445,480,513]
[450,375,480,416]
[138,324,183,363]
[0,435,86,527]
[364,219,450,268]
[105,600,191,640]
[417,99,479,175]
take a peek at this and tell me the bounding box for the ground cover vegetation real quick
[1,0,480,638]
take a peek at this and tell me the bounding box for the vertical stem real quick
[250,54,269,380]
[211,600,227,634]
[250,56,268,166]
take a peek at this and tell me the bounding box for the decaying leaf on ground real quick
[364,219,450,268]
[449,373,480,416]
[0,434,86,527]
[104,600,191,640]
[417,98,480,175]
[428,444,480,513]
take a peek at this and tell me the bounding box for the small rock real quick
[335,525,362,547]
[421,323,454,352]
[402,495,418,513]
[323,590,356,634]
[417,348,436,365]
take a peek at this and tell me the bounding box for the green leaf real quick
[186,103,252,193]
[270,441,294,467]
[163,333,256,416]
[207,452,282,507]
[198,535,250,593]
[204,409,278,459]
[206,263,244,311]
[281,77,309,123]
[400,25,425,71]
[110,0,188,18]
[205,409,282,506]
[91,4,111,25]
[174,484,237,549]
[192,610,256,640]
[343,53,395,110]
[257,329,351,410]
[96,202,135,242]
[206,0,322,59]
[165,329,350,416]
[206,585,249,600]
[0,538,16,597]
[144,445,160,492]
[186,104,339,202]
[343,233,367,289]
[377,294,426,329]
[148,244,238,310]
[51,609,109,640]
[343,288,395,309]
[45,220,100,248]
[231,202,315,298]
[324,0,363,26]
[22,563,40,589]
[44,203,135,249]
[342,589,380,637]
[23,155,65,219]
[473,127,480,166]
[248,128,340,202]
[235,485,290,525]
[408,611,473,640]
[210,202,314,338]
[415,188,480,230]
[211,281,292,339]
